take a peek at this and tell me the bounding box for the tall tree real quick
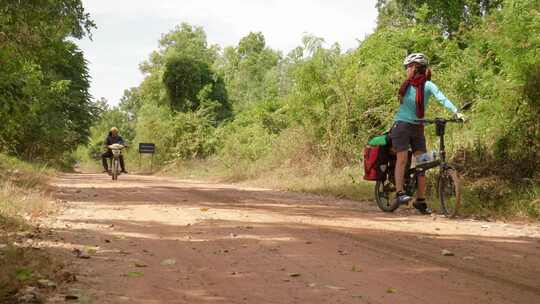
[215,32,281,110]
[0,0,96,162]
[163,56,230,120]
[376,0,502,34]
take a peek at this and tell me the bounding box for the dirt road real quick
[46,173,540,304]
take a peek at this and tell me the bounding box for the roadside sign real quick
[138,143,156,172]
[139,143,155,154]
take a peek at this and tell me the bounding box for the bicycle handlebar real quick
[415,118,464,124]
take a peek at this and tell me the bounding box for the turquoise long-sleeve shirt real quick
[394,81,458,124]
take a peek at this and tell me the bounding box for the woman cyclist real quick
[391,53,464,214]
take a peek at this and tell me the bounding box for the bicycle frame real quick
[404,118,462,193]
[418,118,462,167]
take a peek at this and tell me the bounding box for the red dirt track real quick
[47,173,540,303]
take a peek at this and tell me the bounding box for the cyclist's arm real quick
[428,82,458,113]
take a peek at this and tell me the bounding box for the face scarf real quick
[398,73,427,118]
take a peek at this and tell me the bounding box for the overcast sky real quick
[78,0,378,105]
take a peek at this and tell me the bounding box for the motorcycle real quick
[108,143,125,180]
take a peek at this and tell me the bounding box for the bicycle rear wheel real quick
[438,168,460,217]
[374,180,399,212]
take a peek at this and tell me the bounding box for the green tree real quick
[162,56,231,122]
[0,0,96,163]
[376,0,502,34]
[215,32,281,110]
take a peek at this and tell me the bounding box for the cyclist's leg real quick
[102,151,112,171]
[411,129,431,214]
[119,155,126,172]
[395,151,408,192]
[414,151,427,198]
[389,122,411,193]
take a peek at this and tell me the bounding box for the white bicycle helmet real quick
[403,53,429,67]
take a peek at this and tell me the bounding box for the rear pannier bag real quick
[364,133,394,181]
[363,146,380,181]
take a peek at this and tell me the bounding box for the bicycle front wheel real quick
[438,168,460,217]
[112,159,119,180]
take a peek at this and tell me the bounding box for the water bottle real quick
[415,153,430,165]
[415,150,438,165]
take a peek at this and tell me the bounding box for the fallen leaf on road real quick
[161,259,176,266]
[134,262,148,268]
[351,265,362,272]
[15,268,33,282]
[288,273,301,277]
[37,279,57,289]
[85,246,98,254]
[441,249,455,256]
[126,271,144,278]
[200,208,209,212]
[387,288,397,294]
[325,285,347,291]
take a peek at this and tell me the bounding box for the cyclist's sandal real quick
[395,191,413,205]
[413,199,432,215]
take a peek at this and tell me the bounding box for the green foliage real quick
[377,0,503,34]
[171,112,218,159]
[119,87,144,119]
[0,0,96,165]
[132,103,176,164]
[140,23,218,74]
[163,56,231,121]
[215,32,281,110]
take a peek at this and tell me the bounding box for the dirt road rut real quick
[47,174,540,304]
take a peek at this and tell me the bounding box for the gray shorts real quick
[389,122,427,153]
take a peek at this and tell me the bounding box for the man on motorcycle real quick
[102,127,128,174]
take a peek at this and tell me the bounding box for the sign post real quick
[138,143,156,173]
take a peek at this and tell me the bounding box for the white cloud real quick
[79,0,378,104]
